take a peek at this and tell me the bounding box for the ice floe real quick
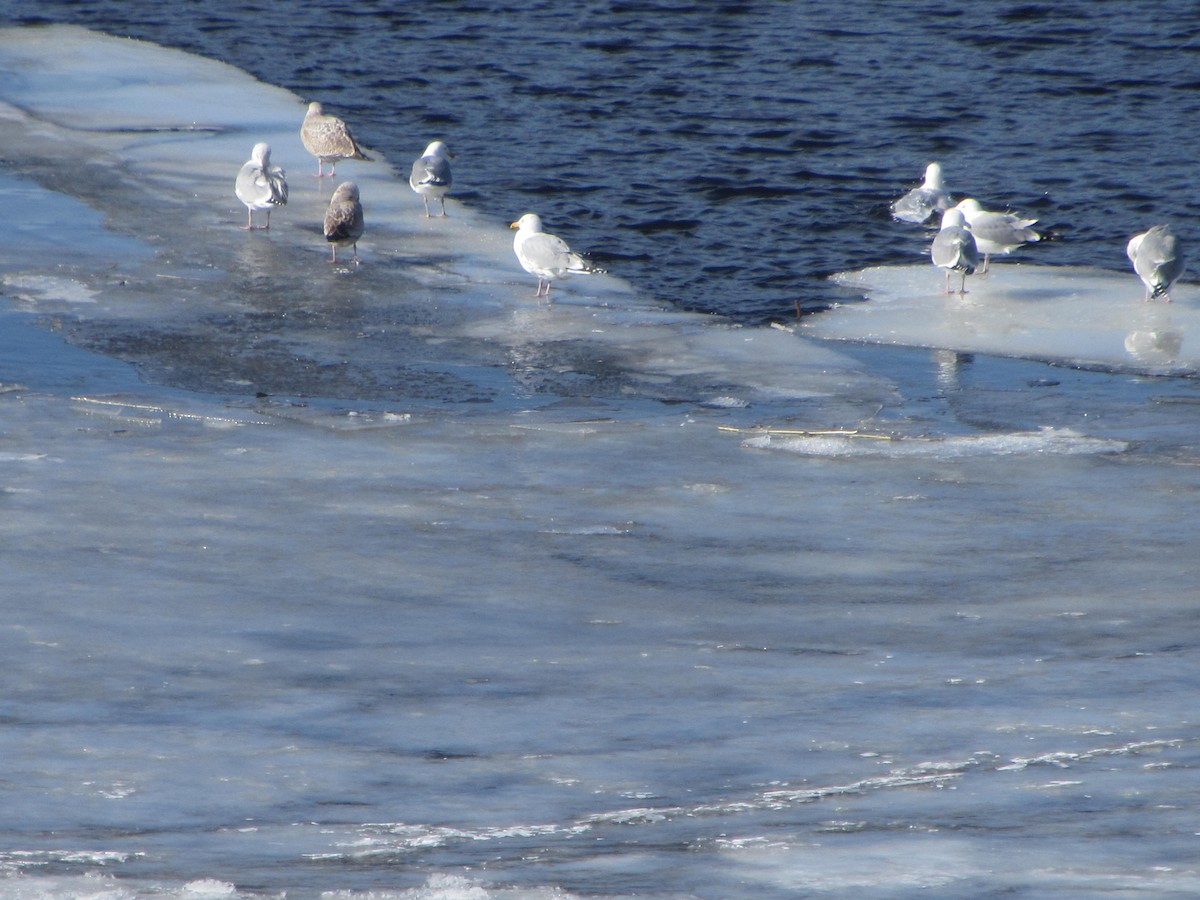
[807,263,1199,376]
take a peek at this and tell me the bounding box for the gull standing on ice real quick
[931,207,979,294]
[234,142,288,230]
[510,213,603,298]
[1126,224,1184,302]
[954,197,1041,273]
[324,181,365,264]
[409,141,454,217]
[890,162,953,224]
[300,101,372,178]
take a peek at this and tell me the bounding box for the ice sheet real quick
[806,264,1200,376]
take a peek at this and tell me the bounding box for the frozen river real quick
[1,23,1199,900]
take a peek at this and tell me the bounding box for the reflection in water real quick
[1125,301,1183,367]
[1124,329,1183,365]
[933,348,973,395]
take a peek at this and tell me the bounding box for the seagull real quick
[890,162,953,224]
[954,198,1041,273]
[409,140,454,217]
[1126,224,1185,302]
[300,101,372,178]
[324,181,364,264]
[510,213,603,298]
[931,207,979,294]
[234,142,288,230]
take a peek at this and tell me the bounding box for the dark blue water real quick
[13,0,1200,322]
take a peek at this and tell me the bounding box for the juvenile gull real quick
[1126,224,1185,302]
[234,142,288,230]
[891,162,953,224]
[954,197,1041,273]
[300,101,372,178]
[409,140,454,217]
[510,213,603,298]
[931,207,979,294]
[324,181,364,264]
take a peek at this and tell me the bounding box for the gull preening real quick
[300,101,373,178]
[931,207,979,294]
[510,213,603,298]
[409,141,454,217]
[234,142,288,230]
[891,162,953,224]
[1126,224,1184,302]
[954,198,1041,272]
[324,181,365,264]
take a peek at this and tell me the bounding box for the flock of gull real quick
[234,101,602,292]
[235,105,1186,304]
[892,162,1186,302]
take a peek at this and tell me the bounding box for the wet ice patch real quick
[0,167,152,265]
[69,394,274,429]
[742,425,1127,458]
[4,274,97,304]
[180,880,238,898]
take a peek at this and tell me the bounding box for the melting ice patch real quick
[806,264,1200,376]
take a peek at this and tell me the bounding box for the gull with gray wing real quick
[409,141,454,217]
[510,213,603,298]
[891,162,953,224]
[235,142,288,230]
[1126,224,1184,302]
[931,207,979,295]
[954,197,1041,273]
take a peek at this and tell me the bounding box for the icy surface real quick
[1,24,1199,900]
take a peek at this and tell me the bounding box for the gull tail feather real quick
[567,253,605,275]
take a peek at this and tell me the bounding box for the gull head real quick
[332,181,360,203]
[954,198,984,218]
[939,207,967,229]
[510,213,543,233]
[250,142,272,167]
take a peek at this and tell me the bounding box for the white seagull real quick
[300,101,373,178]
[234,142,288,230]
[1126,224,1185,302]
[324,181,365,264]
[890,162,953,224]
[510,213,604,298]
[931,207,979,294]
[409,141,454,217]
[954,198,1041,273]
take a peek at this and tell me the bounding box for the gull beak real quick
[509,221,519,229]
